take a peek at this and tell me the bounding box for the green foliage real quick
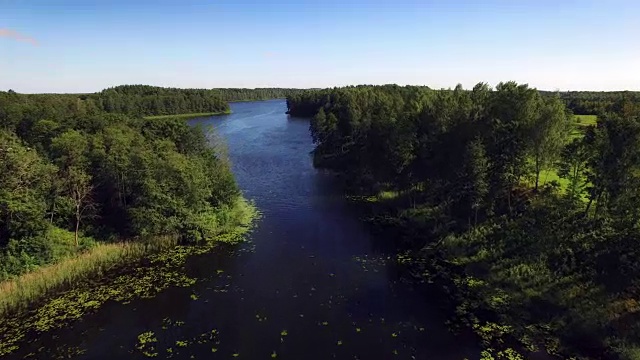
[558,137,590,200]
[529,96,571,191]
[93,85,229,117]
[459,138,490,226]
[289,83,640,359]
[583,114,640,223]
[213,87,304,102]
[540,90,640,115]
[136,331,159,357]
[0,88,250,289]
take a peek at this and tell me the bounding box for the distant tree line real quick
[290,86,640,118]
[2,85,309,121]
[212,88,306,102]
[89,85,307,117]
[540,90,640,115]
[288,83,640,359]
[91,85,230,116]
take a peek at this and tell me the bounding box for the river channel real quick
[14,99,479,359]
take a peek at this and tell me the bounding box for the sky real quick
[0,0,639,93]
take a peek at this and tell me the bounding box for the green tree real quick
[51,130,94,244]
[487,82,541,213]
[310,107,326,144]
[558,137,589,200]
[0,131,54,247]
[67,168,94,246]
[529,97,570,191]
[584,114,640,220]
[459,138,490,226]
[28,119,61,152]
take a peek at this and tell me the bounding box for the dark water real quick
[16,100,479,359]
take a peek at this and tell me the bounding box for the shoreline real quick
[141,98,289,120]
[228,97,286,103]
[0,197,258,357]
[344,188,607,360]
[143,110,232,120]
[0,236,178,319]
[345,194,535,358]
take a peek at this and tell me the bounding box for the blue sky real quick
[1,0,639,93]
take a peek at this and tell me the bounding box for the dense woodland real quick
[3,85,308,120]
[92,85,230,116]
[92,86,305,116]
[0,88,244,281]
[288,84,640,359]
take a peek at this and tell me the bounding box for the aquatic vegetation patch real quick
[480,347,524,360]
[136,331,159,357]
[0,200,258,358]
[135,323,222,358]
[352,254,390,272]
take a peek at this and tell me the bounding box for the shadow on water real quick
[12,99,480,359]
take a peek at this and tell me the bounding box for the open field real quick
[575,114,598,126]
[570,114,597,139]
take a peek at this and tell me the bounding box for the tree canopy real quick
[288,83,640,359]
[0,88,246,280]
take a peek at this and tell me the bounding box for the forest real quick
[92,86,305,116]
[3,85,308,121]
[92,85,230,116]
[0,87,254,283]
[287,84,640,359]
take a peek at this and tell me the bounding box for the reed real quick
[0,196,257,319]
[0,236,178,318]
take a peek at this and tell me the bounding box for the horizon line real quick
[3,83,640,95]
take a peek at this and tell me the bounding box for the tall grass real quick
[0,236,178,318]
[0,196,257,319]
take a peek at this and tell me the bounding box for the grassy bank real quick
[0,237,177,319]
[143,110,232,120]
[0,196,257,357]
